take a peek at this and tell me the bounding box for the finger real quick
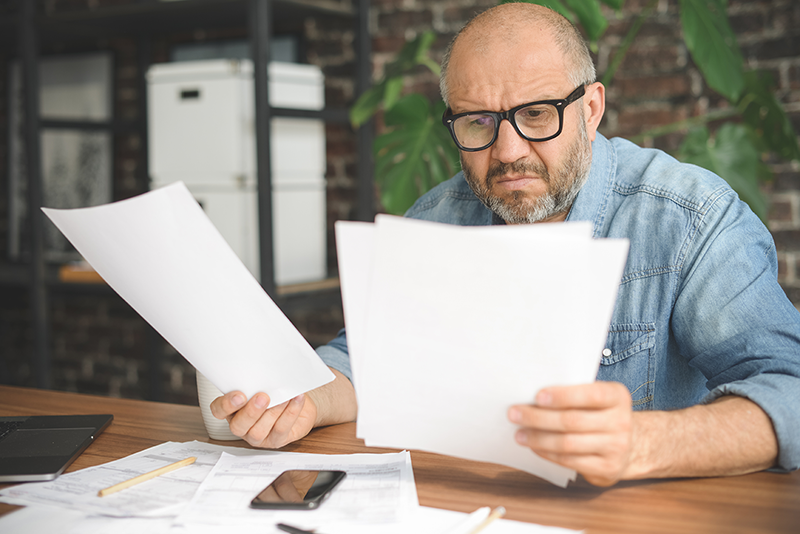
[244,399,297,448]
[516,427,629,457]
[536,382,631,410]
[508,404,615,433]
[245,394,308,446]
[227,392,271,437]
[265,394,306,446]
[209,391,248,420]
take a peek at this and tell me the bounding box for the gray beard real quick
[461,124,592,224]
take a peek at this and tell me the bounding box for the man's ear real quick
[583,82,605,142]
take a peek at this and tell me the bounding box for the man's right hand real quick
[208,367,357,449]
[210,390,317,449]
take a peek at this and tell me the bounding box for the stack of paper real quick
[0,441,580,533]
[336,216,629,487]
[0,442,417,532]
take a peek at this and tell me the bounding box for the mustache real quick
[486,160,550,186]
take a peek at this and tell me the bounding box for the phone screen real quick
[249,470,346,509]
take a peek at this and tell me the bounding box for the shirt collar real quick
[565,132,615,237]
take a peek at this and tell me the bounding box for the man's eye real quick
[519,108,546,120]
[467,115,493,128]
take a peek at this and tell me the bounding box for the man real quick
[212,3,800,487]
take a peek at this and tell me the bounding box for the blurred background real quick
[0,0,798,405]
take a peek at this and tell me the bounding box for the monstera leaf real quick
[350,31,439,128]
[373,95,460,215]
[678,124,769,223]
[680,0,745,102]
[739,70,800,163]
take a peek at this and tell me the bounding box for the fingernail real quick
[536,391,552,406]
[509,407,521,423]
[515,430,528,445]
[254,394,267,409]
[293,393,305,404]
[232,394,246,407]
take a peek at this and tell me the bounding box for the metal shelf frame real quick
[8,0,374,393]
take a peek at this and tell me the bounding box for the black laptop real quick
[0,414,113,482]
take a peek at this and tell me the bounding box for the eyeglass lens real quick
[452,103,561,149]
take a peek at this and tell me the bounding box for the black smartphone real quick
[249,469,347,510]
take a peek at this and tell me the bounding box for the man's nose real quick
[490,119,530,163]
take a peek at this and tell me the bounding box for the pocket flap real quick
[601,323,656,365]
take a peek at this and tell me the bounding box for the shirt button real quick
[602,348,612,357]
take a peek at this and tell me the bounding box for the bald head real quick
[440,3,596,106]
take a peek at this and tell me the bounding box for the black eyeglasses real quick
[441,85,586,152]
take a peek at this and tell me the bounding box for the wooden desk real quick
[1,385,798,533]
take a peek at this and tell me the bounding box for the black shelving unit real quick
[4,0,374,393]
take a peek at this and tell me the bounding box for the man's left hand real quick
[508,381,637,486]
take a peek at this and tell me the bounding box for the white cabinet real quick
[147,59,326,285]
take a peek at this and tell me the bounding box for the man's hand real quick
[210,390,317,449]
[509,382,780,486]
[508,381,637,486]
[209,368,358,449]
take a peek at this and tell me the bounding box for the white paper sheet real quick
[0,504,582,534]
[336,216,629,487]
[0,506,179,534]
[287,505,583,534]
[0,441,580,533]
[334,220,376,396]
[175,450,418,527]
[42,182,334,403]
[0,441,267,517]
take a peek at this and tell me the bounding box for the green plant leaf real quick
[350,31,440,127]
[679,0,745,102]
[384,31,439,78]
[600,0,625,9]
[373,95,460,214]
[383,77,405,111]
[564,0,608,42]
[505,0,610,46]
[739,70,800,162]
[349,85,384,127]
[501,0,575,23]
[678,124,770,223]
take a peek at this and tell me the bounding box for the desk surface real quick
[1,385,798,533]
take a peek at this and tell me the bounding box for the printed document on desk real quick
[335,216,629,487]
[0,441,268,517]
[0,503,582,534]
[42,182,333,403]
[0,441,418,531]
[175,450,417,527]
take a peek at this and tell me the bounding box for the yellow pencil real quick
[468,506,506,534]
[97,456,197,497]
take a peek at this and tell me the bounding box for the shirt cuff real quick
[315,344,352,383]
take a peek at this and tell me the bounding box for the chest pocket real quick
[599,323,656,410]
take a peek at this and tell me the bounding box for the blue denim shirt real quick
[318,133,800,471]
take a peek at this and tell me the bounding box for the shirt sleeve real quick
[315,328,353,382]
[672,189,800,472]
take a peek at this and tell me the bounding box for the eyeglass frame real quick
[441,85,586,152]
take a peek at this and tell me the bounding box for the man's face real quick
[461,115,592,224]
[446,33,597,224]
